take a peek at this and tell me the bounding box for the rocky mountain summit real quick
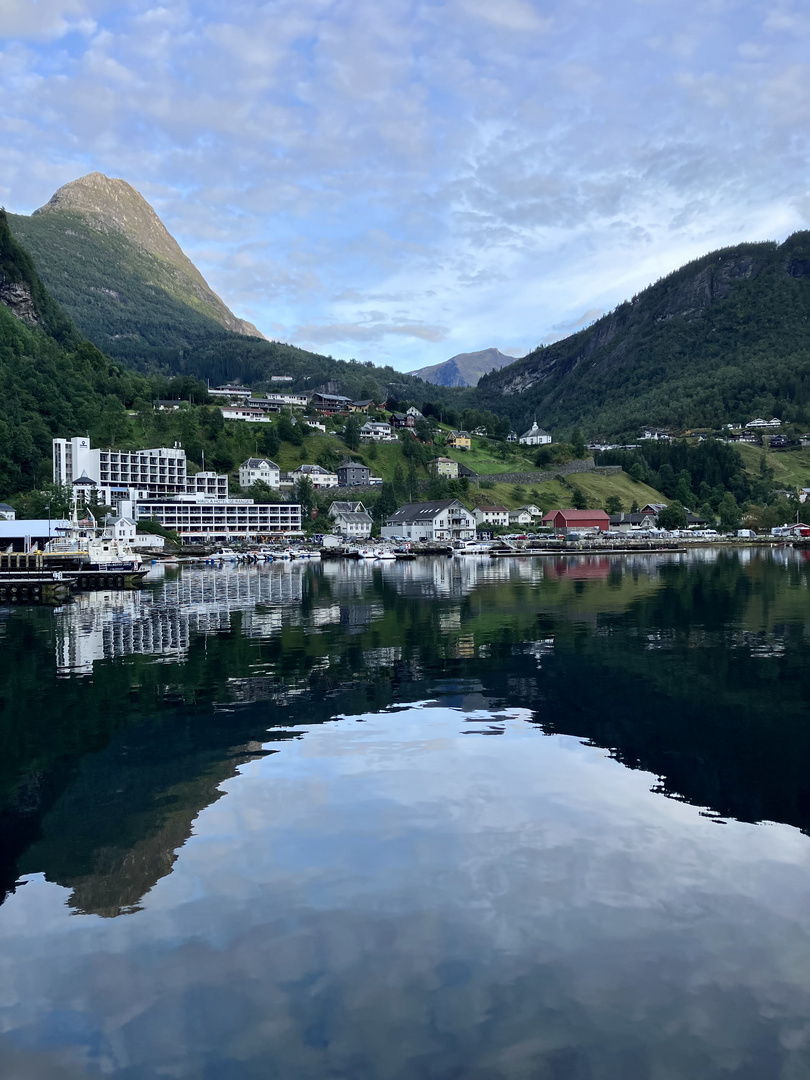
[412,347,517,387]
[11,172,262,356]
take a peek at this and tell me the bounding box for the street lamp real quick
[45,502,51,544]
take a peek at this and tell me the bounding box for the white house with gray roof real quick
[239,458,281,489]
[382,499,476,541]
[333,510,373,538]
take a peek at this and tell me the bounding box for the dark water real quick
[2,550,810,1079]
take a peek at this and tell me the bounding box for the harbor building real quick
[136,495,302,542]
[53,438,232,507]
[381,499,476,542]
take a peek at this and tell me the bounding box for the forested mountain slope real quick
[477,233,810,436]
[0,209,151,495]
[8,174,465,406]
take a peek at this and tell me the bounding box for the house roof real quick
[329,500,365,514]
[0,503,15,512]
[240,458,279,469]
[609,513,656,525]
[294,464,334,475]
[520,422,550,438]
[543,508,610,522]
[386,499,471,523]
[338,460,369,470]
[476,505,509,512]
[335,511,373,524]
[352,399,376,408]
[448,430,470,437]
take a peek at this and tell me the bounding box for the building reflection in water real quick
[48,548,804,678]
[54,564,307,675]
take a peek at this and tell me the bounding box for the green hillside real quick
[478,232,810,437]
[7,174,470,409]
[0,210,151,495]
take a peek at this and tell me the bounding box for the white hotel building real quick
[136,496,302,542]
[54,437,190,503]
[53,437,302,540]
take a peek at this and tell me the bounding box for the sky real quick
[1,0,808,373]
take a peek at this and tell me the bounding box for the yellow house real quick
[431,456,459,478]
[446,430,471,451]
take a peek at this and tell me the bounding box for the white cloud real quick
[0,0,807,369]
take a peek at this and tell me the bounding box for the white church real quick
[518,421,552,446]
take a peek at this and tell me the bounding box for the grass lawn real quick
[468,471,665,512]
[734,443,810,490]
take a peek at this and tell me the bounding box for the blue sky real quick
[1,0,808,372]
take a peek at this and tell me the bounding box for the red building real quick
[542,508,610,532]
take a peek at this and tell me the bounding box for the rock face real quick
[34,173,263,339]
[0,277,39,326]
[413,347,517,387]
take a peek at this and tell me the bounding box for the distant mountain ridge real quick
[477,232,810,436]
[412,348,517,387]
[7,174,470,405]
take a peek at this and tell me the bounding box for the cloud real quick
[0,0,99,40]
[0,0,807,369]
[295,318,449,347]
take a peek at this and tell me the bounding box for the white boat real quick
[358,549,378,559]
[45,512,143,571]
[375,549,396,560]
[210,548,240,562]
[454,540,493,555]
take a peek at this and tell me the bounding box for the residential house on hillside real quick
[0,503,15,521]
[518,421,551,446]
[609,512,659,532]
[473,505,509,527]
[328,500,366,518]
[337,461,371,486]
[289,464,339,489]
[507,431,518,443]
[208,384,252,401]
[431,457,459,478]
[360,420,394,442]
[239,458,281,489]
[446,430,471,451]
[349,399,377,413]
[406,406,424,420]
[542,509,610,532]
[332,510,373,539]
[640,503,667,517]
[746,417,782,429]
[382,499,476,541]
[221,405,272,424]
[311,392,353,415]
[305,419,327,433]
[518,504,543,520]
[508,509,533,526]
[390,412,415,430]
[769,435,800,449]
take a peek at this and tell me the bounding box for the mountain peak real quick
[35,172,205,279]
[412,347,517,387]
[32,172,263,339]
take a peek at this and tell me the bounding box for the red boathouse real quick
[542,508,610,532]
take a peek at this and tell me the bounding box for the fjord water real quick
[2,552,810,1079]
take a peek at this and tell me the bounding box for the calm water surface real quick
[2,550,810,1079]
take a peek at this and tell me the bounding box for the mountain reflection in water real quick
[1,551,810,1077]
